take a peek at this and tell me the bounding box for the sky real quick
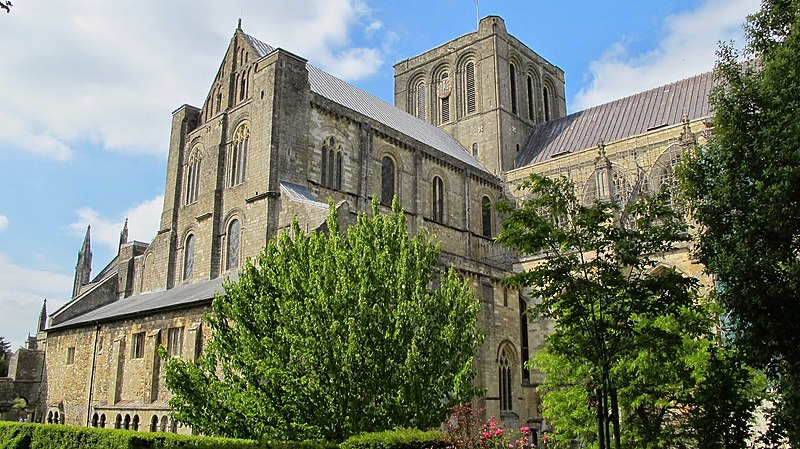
[0,0,760,350]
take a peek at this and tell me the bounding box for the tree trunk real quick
[596,388,606,449]
[611,387,621,449]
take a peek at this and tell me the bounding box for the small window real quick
[481,196,492,238]
[472,143,478,158]
[167,327,183,357]
[381,156,395,206]
[543,84,552,122]
[183,234,195,281]
[226,219,241,271]
[131,332,145,359]
[526,75,535,120]
[66,347,75,365]
[416,80,426,120]
[465,61,477,115]
[509,63,518,115]
[432,176,444,223]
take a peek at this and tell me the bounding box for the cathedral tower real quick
[394,16,566,174]
[71,225,92,298]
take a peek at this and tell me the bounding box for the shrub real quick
[340,429,446,449]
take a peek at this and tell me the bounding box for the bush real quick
[340,429,446,449]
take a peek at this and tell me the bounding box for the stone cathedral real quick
[17,16,712,436]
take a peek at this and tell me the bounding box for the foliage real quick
[497,174,756,448]
[0,336,11,377]
[678,0,800,445]
[164,201,483,442]
[339,429,446,449]
[442,404,483,449]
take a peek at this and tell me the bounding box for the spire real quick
[38,299,47,333]
[119,218,129,249]
[72,225,93,298]
[237,17,242,30]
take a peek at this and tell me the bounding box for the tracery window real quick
[381,156,395,206]
[438,71,451,124]
[432,176,445,223]
[655,147,682,204]
[612,171,632,203]
[465,61,477,115]
[226,219,241,270]
[481,196,492,238]
[320,137,343,190]
[499,345,514,411]
[509,63,518,115]
[228,123,249,187]
[416,80,426,120]
[184,149,202,205]
[183,234,195,281]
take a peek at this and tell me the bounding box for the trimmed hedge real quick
[340,429,447,449]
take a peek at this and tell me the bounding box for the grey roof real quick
[244,33,489,174]
[515,71,714,167]
[49,275,236,331]
[280,181,327,208]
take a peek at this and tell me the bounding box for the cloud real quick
[572,0,761,111]
[68,195,164,256]
[0,255,72,351]
[0,214,8,232]
[0,0,386,160]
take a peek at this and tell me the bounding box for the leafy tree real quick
[679,1,800,445]
[163,202,482,442]
[0,336,11,377]
[497,174,756,449]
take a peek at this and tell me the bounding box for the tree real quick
[497,174,756,449]
[163,202,482,442]
[0,336,11,377]
[679,1,800,445]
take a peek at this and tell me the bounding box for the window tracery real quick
[228,123,249,187]
[320,137,343,190]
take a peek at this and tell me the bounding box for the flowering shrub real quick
[444,405,538,449]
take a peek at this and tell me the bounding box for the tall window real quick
[543,84,552,122]
[509,63,518,114]
[226,219,241,270]
[432,176,444,223]
[131,332,145,359]
[499,345,513,411]
[481,196,492,238]
[320,137,342,190]
[167,327,183,357]
[465,61,476,115]
[381,156,395,206]
[519,297,530,383]
[526,75,535,120]
[229,123,249,187]
[183,234,195,281]
[66,347,75,365]
[415,80,426,120]
[472,142,478,158]
[185,150,201,205]
[439,71,451,124]
[239,71,247,101]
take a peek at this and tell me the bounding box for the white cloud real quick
[0,255,72,351]
[573,0,760,111]
[0,0,385,160]
[0,214,8,232]
[68,195,164,256]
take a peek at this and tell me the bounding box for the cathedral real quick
[20,15,711,437]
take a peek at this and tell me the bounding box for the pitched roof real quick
[48,275,235,331]
[515,71,715,167]
[243,33,490,174]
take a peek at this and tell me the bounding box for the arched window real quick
[132,414,140,431]
[381,156,395,206]
[612,171,631,203]
[654,146,682,205]
[226,219,241,271]
[239,71,248,101]
[465,61,477,115]
[124,414,131,430]
[91,413,98,427]
[229,123,249,187]
[215,89,222,114]
[150,415,158,432]
[509,63,518,114]
[543,84,552,122]
[526,75,535,120]
[499,345,514,411]
[183,234,195,281]
[432,176,444,223]
[438,71,451,124]
[519,297,530,383]
[415,80,426,120]
[320,137,343,190]
[185,149,202,205]
[481,196,492,238]
[47,411,52,424]
[160,415,168,432]
[472,142,478,158]
[99,414,106,428]
[114,414,122,429]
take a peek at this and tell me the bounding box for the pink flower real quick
[519,426,530,433]
[482,432,491,440]
[495,428,503,436]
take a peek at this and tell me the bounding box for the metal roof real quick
[515,71,715,167]
[244,33,489,174]
[48,274,236,331]
[280,181,327,208]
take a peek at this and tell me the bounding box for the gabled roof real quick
[243,33,490,174]
[515,71,715,167]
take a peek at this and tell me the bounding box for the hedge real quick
[340,429,447,449]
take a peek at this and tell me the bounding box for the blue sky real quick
[0,0,759,350]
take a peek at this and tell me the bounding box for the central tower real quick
[394,16,566,174]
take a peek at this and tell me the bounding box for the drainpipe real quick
[86,323,100,427]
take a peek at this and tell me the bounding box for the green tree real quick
[0,336,11,377]
[163,202,482,442]
[679,1,800,445]
[497,174,755,449]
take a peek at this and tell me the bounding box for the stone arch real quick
[508,55,523,116]
[150,415,159,432]
[91,412,99,427]
[497,340,517,412]
[182,231,197,282]
[115,413,122,429]
[132,414,140,431]
[160,415,168,432]
[430,172,449,224]
[408,72,428,121]
[432,62,453,125]
[524,66,541,122]
[225,216,242,271]
[582,163,635,205]
[457,52,479,117]
[649,143,683,202]
[542,76,557,121]
[99,413,106,428]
